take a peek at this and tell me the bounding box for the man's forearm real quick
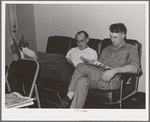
[113,64,138,74]
[102,64,138,82]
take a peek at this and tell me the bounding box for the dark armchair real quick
[86,38,142,108]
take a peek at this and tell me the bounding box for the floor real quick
[31,92,145,109]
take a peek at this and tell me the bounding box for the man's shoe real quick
[18,35,29,50]
[7,37,21,61]
[56,96,71,108]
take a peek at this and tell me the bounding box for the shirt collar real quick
[78,47,89,51]
[111,41,127,52]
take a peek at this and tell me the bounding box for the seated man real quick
[66,31,98,67]
[7,31,98,84]
[57,23,140,108]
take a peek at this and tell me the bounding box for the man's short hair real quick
[75,31,89,39]
[109,23,127,35]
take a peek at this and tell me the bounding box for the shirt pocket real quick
[115,52,128,66]
[103,53,112,63]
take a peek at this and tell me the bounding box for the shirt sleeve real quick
[128,46,140,71]
[90,50,98,61]
[66,48,73,59]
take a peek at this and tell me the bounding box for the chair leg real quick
[119,100,122,109]
[5,73,11,93]
[56,92,62,102]
[35,84,41,108]
[6,81,11,92]
[119,80,123,109]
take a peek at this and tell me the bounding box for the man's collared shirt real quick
[66,47,98,67]
[99,41,140,70]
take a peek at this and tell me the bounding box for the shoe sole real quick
[7,37,21,61]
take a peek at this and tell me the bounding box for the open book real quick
[67,59,75,68]
[93,61,112,70]
[89,62,111,70]
[5,92,34,108]
[80,56,112,70]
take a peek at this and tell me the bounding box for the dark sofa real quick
[46,36,102,58]
[37,36,142,108]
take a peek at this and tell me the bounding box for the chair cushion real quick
[46,36,72,55]
[87,89,120,103]
[87,83,134,103]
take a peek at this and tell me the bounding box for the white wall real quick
[16,4,37,52]
[6,5,12,66]
[34,4,146,92]
[5,4,37,66]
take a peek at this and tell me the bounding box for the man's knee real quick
[76,63,88,71]
[76,77,89,88]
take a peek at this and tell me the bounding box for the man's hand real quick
[102,69,118,82]
[80,56,95,65]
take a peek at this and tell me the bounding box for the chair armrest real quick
[120,73,137,81]
[118,72,139,102]
[120,73,139,86]
[120,68,142,82]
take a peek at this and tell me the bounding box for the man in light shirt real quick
[66,31,98,67]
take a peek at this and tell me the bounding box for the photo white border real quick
[1,1,149,121]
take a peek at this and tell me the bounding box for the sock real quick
[18,35,28,49]
[67,91,74,100]
[22,47,37,60]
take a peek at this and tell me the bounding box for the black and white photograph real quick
[1,1,149,121]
